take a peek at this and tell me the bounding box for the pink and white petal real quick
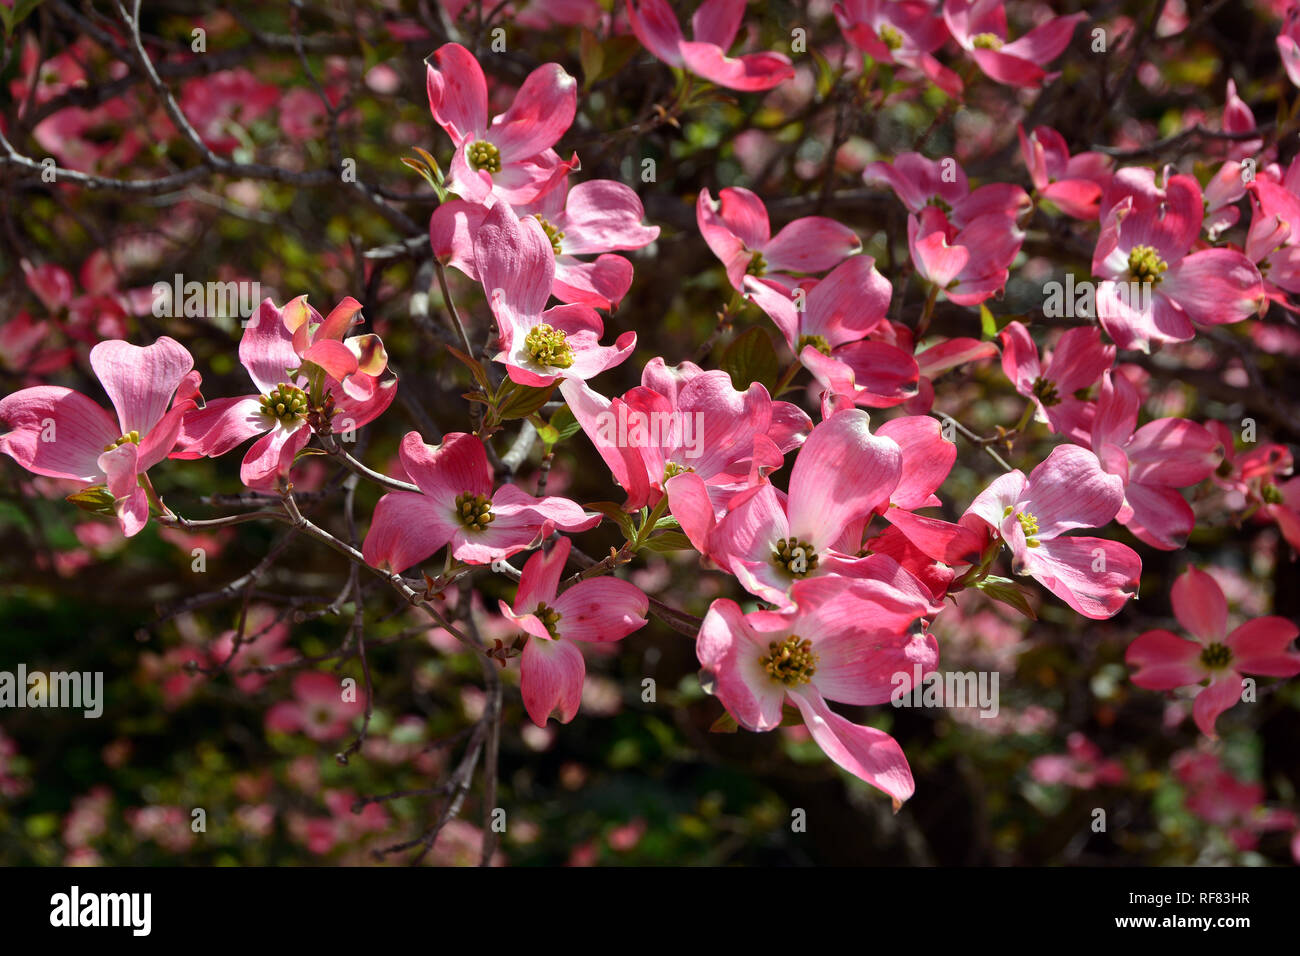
[1125,629,1205,690]
[763,217,862,276]
[520,636,586,726]
[239,423,309,492]
[787,408,902,550]
[876,416,955,510]
[1120,482,1194,551]
[1162,249,1264,328]
[690,0,744,49]
[552,255,633,310]
[804,255,891,346]
[820,341,920,407]
[625,0,686,67]
[513,535,572,612]
[97,441,140,502]
[1126,418,1221,487]
[999,12,1086,66]
[489,63,578,163]
[998,320,1041,394]
[430,199,489,278]
[1171,566,1228,644]
[474,201,555,322]
[696,598,786,731]
[562,330,637,381]
[426,43,487,143]
[966,469,1029,530]
[171,396,266,460]
[1020,443,1124,537]
[1192,673,1244,739]
[711,483,790,571]
[789,687,915,804]
[361,490,458,573]
[1020,534,1141,620]
[557,180,659,253]
[665,471,718,555]
[89,336,194,437]
[400,430,492,503]
[239,299,302,395]
[298,338,358,382]
[1225,617,1300,677]
[697,188,752,287]
[679,43,795,91]
[1045,324,1114,394]
[135,401,193,472]
[0,386,118,481]
[744,275,801,348]
[553,577,649,643]
[559,381,649,508]
[114,485,150,538]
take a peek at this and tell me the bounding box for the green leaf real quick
[976,575,1038,620]
[547,405,582,443]
[709,710,739,733]
[498,382,558,421]
[638,531,695,553]
[980,304,997,340]
[579,29,603,89]
[446,346,491,390]
[66,485,116,517]
[583,500,636,542]
[720,326,780,391]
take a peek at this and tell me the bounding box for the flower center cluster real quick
[1031,376,1060,407]
[663,461,695,481]
[1200,642,1233,669]
[1262,483,1285,504]
[797,333,832,357]
[1005,505,1041,547]
[102,430,140,452]
[260,383,309,425]
[533,602,562,639]
[924,195,952,215]
[771,537,819,576]
[878,24,904,51]
[467,140,501,173]
[971,32,1003,50]
[1128,244,1168,285]
[533,215,565,255]
[760,635,818,686]
[455,492,495,531]
[745,251,767,276]
[524,323,574,369]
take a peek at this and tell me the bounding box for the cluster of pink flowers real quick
[6,5,1300,824]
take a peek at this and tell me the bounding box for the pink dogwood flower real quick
[864,153,1032,229]
[1090,370,1222,550]
[1017,125,1113,220]
[1029,732,1126,789]
[626,0,795,91]
[907,205,1024,306]
[0,336,196,536]
[560,357,810,513]
[1126,566,1300,738]
[833,0,962,96]
[362,431,599,572]
[434,180,660,311]
[744,256,921,409]
[697,575,939,806]
[999,320,1115,444]
[968,443,1141,619]
[475,200,636,386]
[174,297,396,492]
[942,0,1086,89]
[426,42,578,204]
[697,186,862,291]
[266,671,364,742]
[1092,169,1265,351]
[670,409,926,607]
[499,535,648,725]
